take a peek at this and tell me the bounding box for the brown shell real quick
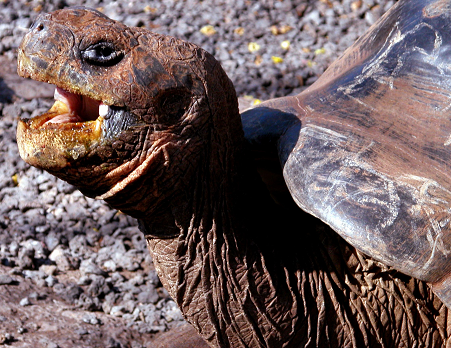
[243,0,451,306]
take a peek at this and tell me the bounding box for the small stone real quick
[162,300,183,322]
[110,305,125,317]
[19,297,31,306]
[102,292,118,314]
[48,246,64,262]
[123,307,140,322]
[86,275,110,297]
[48,246,72,271]
[69,234,87,254]
[40,264,57,276]
[234,27,245,35]
[123,299,136,314]
[77,275,91,286]
[61,284,83,303]
[29,292,40,300]
[23,270,46,282]
[44,234,59,251]
[103,260,117,272]
[45,275,58,287]
[52,283,65,293]
[351,0,363,11]
[75,328,88,336]
[77,293,102,311]
[35,278,46,288]
[46,343,60,348]
[17,247,34,270]
[0,274,14,285]
[2,103,21,118]
[82,313,100,325]
[8,241,19,256]
[80,259,107,277]
[137,290,159,304]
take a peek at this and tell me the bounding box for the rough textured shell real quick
[244,0,451,306]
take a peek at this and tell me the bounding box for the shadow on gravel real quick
[0,77,14,104]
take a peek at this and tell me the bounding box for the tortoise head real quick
[16,7,241,224]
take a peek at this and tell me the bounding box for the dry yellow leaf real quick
[234,27,245,36]
[144,6,158,13]
[281,40,290,50]
[200,25,217,36]
[315,47,326,55]
[351,0,362,10]
[270,25,292,35]
[279,25,292,34]
[254,55,263,66]
[248,42,261,53]
[11,174,18,186]
[319,0,333,7]
[272,56,284,64]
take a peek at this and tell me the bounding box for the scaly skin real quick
[16,6,451,348]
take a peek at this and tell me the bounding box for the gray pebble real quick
[80,259,107,277]
[110,305,125,317]
[46,343,60,348]
[137,290,159,304]
[19,297,31,306]
[82,313,100,325]
[103,260,117,272]
[60,284,83,303]
[17,247,34,270]
[0,274,14,285]
[75,328,88,336]
[45,275,58,287]
[44,233,60,252]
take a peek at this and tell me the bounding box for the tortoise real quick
[15,0,451,346]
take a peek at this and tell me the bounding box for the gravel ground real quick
[0,0,395,347]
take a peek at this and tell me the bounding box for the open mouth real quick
[27,86,108,130]
[17,80,142,171]
[16,85,110,170]
[49,87,106,124]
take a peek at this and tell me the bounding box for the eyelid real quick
[82,42,124,67]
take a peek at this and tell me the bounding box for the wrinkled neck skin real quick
[138,138,449,347]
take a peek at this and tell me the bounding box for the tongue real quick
[49,87,101,124]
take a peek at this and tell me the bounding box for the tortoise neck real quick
[144,128,285,334]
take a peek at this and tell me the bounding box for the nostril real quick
[30,21,44,31]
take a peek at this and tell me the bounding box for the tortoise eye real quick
[82,42,124,67]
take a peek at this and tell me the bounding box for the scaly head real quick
[16,7,240,224]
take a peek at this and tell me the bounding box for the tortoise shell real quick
[243,0,451,306]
